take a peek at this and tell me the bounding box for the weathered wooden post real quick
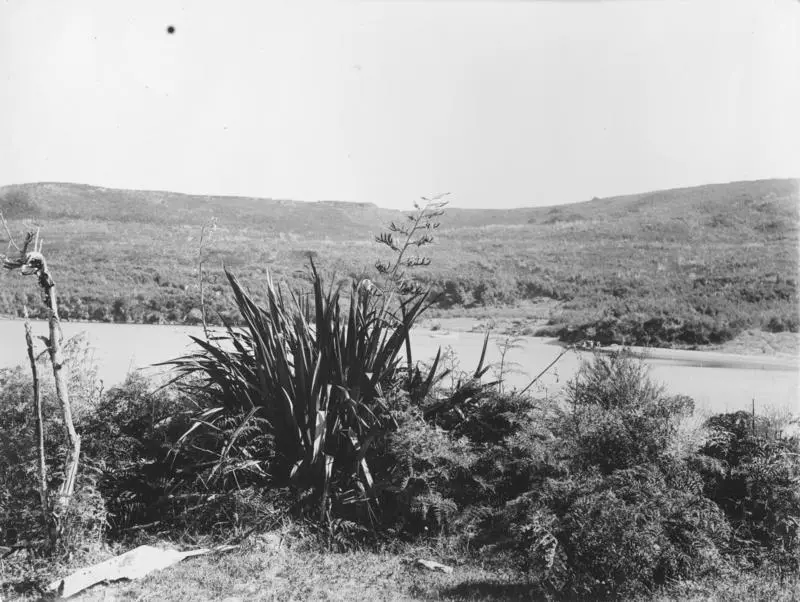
[2,219,81,551]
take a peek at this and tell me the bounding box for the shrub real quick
[0,334,106,557]
[490,354,734,598]
[696,411,800,573]
[380,408,478,534]
[57,474,107,557]
[764,314,799,333]
[0,367,60,547]
[0,188,39,218]
[563,352,695,473]
[432,386,567,506]
[501,462,732,599]
[82,372,188,465]
[80,373,195,534]
[540,465,729,599]
[433,278,472,308]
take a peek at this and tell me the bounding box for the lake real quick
[0,319,797,415]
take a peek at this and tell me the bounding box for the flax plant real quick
[165,263,435,523]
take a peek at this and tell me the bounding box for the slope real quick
[0,179,797,347]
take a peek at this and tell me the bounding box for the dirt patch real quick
[420,299,559,337]
[711,329,800,358]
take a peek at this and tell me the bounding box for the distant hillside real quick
[0,182,398,240]
[0,179,797,347]
[0,181,549,236]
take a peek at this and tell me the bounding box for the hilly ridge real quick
[0,178,798,348]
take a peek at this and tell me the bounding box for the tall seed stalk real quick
[375,193,449,298]
[375,194,449,373]
[197,217,218,339]
[493,335,525,393]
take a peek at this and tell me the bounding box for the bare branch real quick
[517,347,572,397]
[24,306,55,550]
[2,231,37,271]
[0,211,20,254]
[4,220,81,551]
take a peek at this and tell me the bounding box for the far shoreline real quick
[1,314,797,369]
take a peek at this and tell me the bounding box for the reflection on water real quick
[0,319,797,415]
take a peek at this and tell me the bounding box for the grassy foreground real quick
[9,540,797,602]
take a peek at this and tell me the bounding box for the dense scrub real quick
[0,335,106,558]
[3,268,798,600]
[1,178,797,346]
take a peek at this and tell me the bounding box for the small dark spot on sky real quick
[167,25,175,34]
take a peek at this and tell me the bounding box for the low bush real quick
[0,334,106,559]
[80,373,197,535]
[381,408,476,534]
[0,366,63,547]
[696,411,800,574]
[513,465,730,599]
[560,352,695,473]
[486,355,733,598]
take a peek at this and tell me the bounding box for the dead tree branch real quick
[23,306,56,550]
[0,211,21,254]
[517,347,572,397]
[3,226,81,551]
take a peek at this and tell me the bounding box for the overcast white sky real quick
[1,0,798,209]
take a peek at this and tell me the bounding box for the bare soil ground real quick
[711,329,800,358]
[420,299,558,336]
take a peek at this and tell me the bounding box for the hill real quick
[0,179,797,347]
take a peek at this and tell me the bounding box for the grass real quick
[8,540,793,601]
[62,545,525,602]
[0,178,797,347]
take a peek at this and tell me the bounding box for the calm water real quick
[0,319,797,415]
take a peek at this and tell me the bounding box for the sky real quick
[1,0,798,210]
